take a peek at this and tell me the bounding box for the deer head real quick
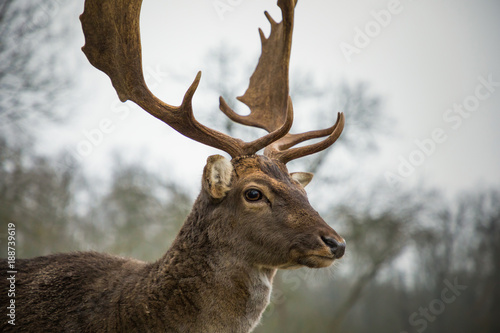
[80,0,346,269]
[201,154,345,270]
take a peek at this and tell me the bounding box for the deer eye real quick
[245,189,263,202]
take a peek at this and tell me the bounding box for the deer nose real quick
[321,236,346,259]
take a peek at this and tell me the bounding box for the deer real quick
[0,0,346,332]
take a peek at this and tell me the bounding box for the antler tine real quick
[265,112,345,164]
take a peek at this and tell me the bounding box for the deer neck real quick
[147,194,276,332]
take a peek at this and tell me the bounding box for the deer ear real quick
[290,172,314,188]
[203,155,234,199]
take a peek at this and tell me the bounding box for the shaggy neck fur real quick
[143,193,276,332]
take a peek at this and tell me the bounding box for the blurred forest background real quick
[1,1,499,333]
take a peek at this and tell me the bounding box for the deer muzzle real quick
[320,235,346,259]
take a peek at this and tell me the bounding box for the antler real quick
[80,0,292,159]
[220,0,345,164]
[219,0,294,133]
[80,0,343,163]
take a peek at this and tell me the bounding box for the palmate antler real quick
[80,0,344,164]
[221,0,345,163]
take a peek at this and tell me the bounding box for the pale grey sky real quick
[39,0,500,196]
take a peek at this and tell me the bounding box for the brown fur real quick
[0,155,344,332]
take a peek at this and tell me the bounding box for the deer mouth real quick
[297,254,335,268]
[288,247,336,269]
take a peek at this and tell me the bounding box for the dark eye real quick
[245,189,263,202]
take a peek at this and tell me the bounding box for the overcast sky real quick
[37,0,500,197]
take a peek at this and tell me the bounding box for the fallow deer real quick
[1,0,346,332]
